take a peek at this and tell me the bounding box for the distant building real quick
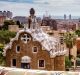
[64,14,66,20]
[41,17,57,30]
[0,11,12,26]
[69,14,71,20]
[36,17,42,26]
[77,20,80,29]
[56,19,78,31]
[0,11,12,19]
[0,16,6,26]
[13,16,28,25]
[41,26,52,34]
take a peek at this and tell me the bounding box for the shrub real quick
[65,56,72,68]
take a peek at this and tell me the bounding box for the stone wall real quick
[76,38,80,54]
[8,25,19,32]
[54,56,65,71]
[6,32,52,70]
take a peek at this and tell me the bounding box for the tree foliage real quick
[16,21,20,25]
[16,21,24,28]
[41,19,57,30]
[0,30,16,44]
[65,56,72,68]
[64,32,76,59]
[2,20,16,30]
[64,32,76,49]
[0,44,5,66]
[0,30,16,65]
[75,29,80,37]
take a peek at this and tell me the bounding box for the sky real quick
[0,0,80,17]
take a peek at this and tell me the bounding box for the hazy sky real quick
[0,0,80,16]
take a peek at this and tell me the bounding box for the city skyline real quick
[0,0,80,17]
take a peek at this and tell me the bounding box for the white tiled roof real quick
[3,28,67,58]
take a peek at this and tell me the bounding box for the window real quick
[12,59,16,67]
[21,34,31,43]
[32,46,38,53]
[27,34,31,42]
[16,46,20,53]
[60,37,64,44]
[38,60,45,68]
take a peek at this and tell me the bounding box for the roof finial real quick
[30,8,35,17]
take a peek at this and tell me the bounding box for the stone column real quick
[54,55,65,71]
[50,58,54,70]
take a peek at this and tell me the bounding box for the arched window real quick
[21,34,31,43]
[32,46,38,53]
[21,56,31,63]
[21,56,31,69]
[16,46,20,53]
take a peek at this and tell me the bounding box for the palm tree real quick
[64,32,76,60]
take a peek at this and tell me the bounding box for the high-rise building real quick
[69,14,71,20]
[64,14,66,20]
[0,11,3,16]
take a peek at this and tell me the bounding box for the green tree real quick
[0,30,16,44]
[0,44,5,66]
[16,21,20,25]
[16,21,24,28]
[75,29,80,37]
[0,30,16,65]
[64,32,76,60]
[65,56,72,68]
[3,20,16,30]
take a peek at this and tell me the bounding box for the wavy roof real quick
[3,28,67,58]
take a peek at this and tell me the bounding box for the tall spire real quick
[30,8,35,17]
[28,8,37,29]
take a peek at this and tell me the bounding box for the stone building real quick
[8,25,19,32]
[0,16,6,26]
[76,38,80,55]
[41,16,57,30]
[0,11,12,19]
[3,8,67,71]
